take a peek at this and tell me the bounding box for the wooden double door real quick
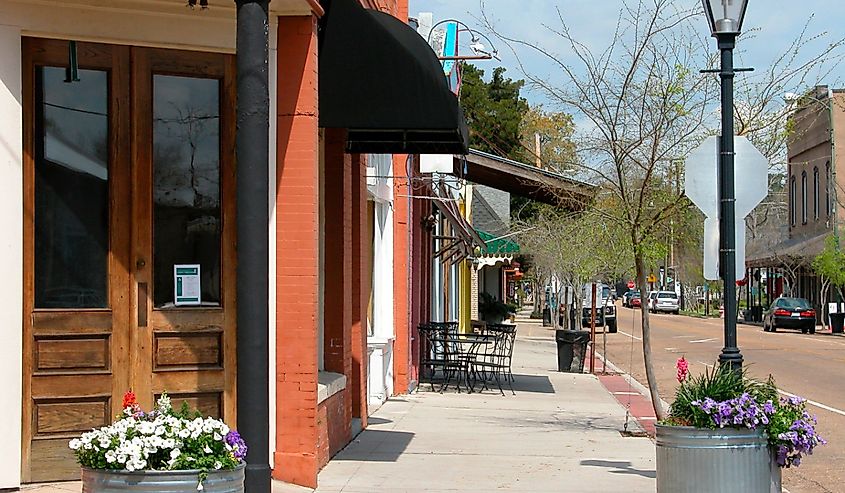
[22,38,237,482]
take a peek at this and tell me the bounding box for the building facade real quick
[0,0,469,488]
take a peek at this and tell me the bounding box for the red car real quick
[631,294,642,308]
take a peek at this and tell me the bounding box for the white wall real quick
[366,154,394,405]
[0,23,23,490]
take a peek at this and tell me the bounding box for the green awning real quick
[476,229,520,255]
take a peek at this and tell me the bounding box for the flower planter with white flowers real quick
[70,392,247,493]
[656,358,826,493]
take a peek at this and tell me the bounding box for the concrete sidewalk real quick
[276,319,656,493]
[25,318,656,493]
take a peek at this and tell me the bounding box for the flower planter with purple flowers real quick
[657,360,826,493]
[70,392,247,493]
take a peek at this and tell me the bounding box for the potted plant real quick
[656,357,825,492]
[69,391,247,492]
[478,292,517,324]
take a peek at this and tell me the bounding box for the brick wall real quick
[316,390,350,468]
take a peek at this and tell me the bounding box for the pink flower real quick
[676,356,689,383]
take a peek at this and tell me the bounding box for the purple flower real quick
[225,430,248,461]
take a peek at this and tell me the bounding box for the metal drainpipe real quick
[235,1,271,491]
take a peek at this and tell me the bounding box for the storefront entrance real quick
[21,38,237,482]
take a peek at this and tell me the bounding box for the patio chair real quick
[471,324,516,395]
[417,322,463,392]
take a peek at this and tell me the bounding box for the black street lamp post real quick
[703,0,749,371]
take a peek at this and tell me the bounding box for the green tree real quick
[812,235,845,328]
[459,64,528,160]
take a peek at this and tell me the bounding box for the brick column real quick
[350,154,369,423]
[274,15,319,488]
[392,154,410,394]
[322,127,352,442]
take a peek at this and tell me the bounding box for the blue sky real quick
[410,0,845,106]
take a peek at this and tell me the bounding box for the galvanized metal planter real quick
[656,424,781,493]
[82,463,245,493]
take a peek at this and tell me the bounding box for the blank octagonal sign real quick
[685,135,768,219]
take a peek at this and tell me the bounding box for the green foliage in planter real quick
[479,292,517,321]
[668,364,777,428]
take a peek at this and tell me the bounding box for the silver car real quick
[650,291,680,314]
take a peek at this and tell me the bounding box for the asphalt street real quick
[600,305,845,493]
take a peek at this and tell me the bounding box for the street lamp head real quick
[703,0,748,36]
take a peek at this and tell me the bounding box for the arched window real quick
[826,162,832,217]
[790,175,796,226]
[814,166,820,220]
[802,171,808,224]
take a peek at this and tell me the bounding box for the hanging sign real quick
[174,264,201,306]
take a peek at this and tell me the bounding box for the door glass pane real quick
[35,67,109,308]
[153,75,221,308]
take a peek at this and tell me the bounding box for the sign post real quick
[686,134,768,371]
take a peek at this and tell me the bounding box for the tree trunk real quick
[635,251,666,420]
[820,278,830,331]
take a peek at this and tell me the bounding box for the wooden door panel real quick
[133,47,237,424]
[22,38,131,483]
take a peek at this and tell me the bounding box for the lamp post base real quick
[718,347,743,372]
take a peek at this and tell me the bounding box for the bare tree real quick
[486,0,714,418]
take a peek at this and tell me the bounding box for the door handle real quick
[138,282,148,328]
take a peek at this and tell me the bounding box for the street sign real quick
[647,274,657,284]
[627,280,635,289]
[685,136,768,280]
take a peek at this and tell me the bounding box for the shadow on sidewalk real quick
[580,459,656,479]
[334,429,414,462]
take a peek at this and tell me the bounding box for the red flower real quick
[122,391,137,409]
[676,356,689,383]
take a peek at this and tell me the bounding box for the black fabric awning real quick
[318,0,469,154]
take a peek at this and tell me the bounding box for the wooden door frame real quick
[21,38,132,483]
[21,39,237,482]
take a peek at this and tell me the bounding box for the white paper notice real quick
[174,264,201,306]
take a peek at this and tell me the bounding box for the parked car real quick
[631,293,642,308]
[622,290,640,308]
[763,297,816,334]
[581,283,617,333]
[646,291,659,312]
[650,291,680,314]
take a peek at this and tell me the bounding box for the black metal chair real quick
[472,324,517,395]
[417,322,463,392]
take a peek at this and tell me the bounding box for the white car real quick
[650,291,680,314]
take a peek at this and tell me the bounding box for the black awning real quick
[318,0,469,154]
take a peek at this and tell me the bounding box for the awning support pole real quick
[235,1,271,491]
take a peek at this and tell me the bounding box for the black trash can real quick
[830,313,845,334]
[542,307,552,327]
[556,329,591,373]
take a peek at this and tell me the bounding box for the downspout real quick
[235,1,270,491]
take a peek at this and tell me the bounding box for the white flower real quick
[157,393,172,412]
[171,449,181,459]
[203,445,213,454]
[197,481,204,491]
[214,461,222,470]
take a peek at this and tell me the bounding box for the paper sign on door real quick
[174,264,201,306]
